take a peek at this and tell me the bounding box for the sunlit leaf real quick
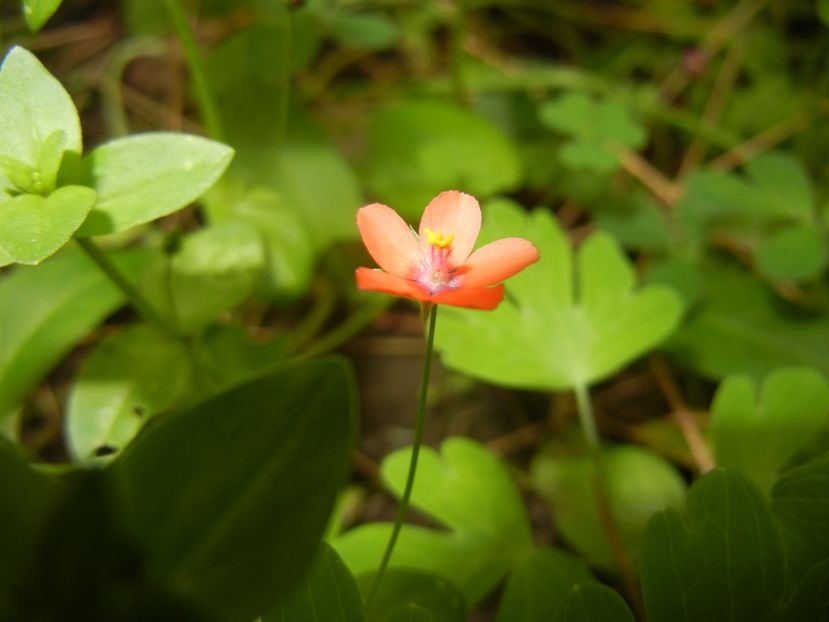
[436,199,683,390]
[0,248,148,425]
[75,133,234,236]
[0,186,95,265]
[333,437,533,604]
[22,0,63,31]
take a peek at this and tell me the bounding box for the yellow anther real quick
[423,227,454,249]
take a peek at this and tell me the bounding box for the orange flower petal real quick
[418,191,481,267]
[355,267,431,302]
[460,238,540,288]
[357,203,420,278]
[431,284,505,310]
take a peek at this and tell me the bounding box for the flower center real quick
[416,228,461,294]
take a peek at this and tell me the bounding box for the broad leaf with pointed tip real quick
[0,186,95,265]
[711,367,829,493]
[436,199,683,391]
[0,248,149,425]
[333,437,533,604]
[641,469,785,622]
[22,0,64,32]
[0,46,81,174]
[75,133,233,236]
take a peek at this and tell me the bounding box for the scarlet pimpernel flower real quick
[356,190,539,310]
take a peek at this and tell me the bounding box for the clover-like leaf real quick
[360,569,466,622]
[0,47,81,178]
[363,101,522,219]
[711,367,829,493]
[641,469,785,622]
[539,92,646,173]
[553,583,635,622]
[436,199,683,391]
[75,132,234,236]
[0,186,95,265]
[332,437,533,604]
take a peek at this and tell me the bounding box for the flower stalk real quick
[367,303,438,605]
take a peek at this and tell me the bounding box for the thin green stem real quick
[163,0,224,141]
[75,238,178,337]
[366,304,438,606]
[573,382,643,620]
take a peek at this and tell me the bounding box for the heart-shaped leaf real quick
[755,225,827,282]
[333,437,533,604]
[0,47,81,174]
[75,133,233,236]
[436,199,683,391]
[711,367,829,493]
[0,185,95,265]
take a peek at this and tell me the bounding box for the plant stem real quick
[163,0,224,141]
[573,382,643,620]
[366,304,438,605]
[75,238,178,337]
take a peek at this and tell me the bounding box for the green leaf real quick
[329,13,399,50]
[553,583,635,622]
[363,101,522,219]
[539,92,646,174]
[65,325,193,463]
[641,469,785,622]
[109,357,356,621]
[666,262,829,381]
[0,46,81,175]
[0,438,55,598]
[771,453,829,583]
[436,199,683,390]
[496,548,594,622]
[678,153,815,243]
[142,221,265,333]
[218,101,361,251]
[531,444,685,570]
[0,186,95,265]
[711,368,829,493]
[75,133,234,236]
[361,569,466,622]
[22,0,63,31]
[821,0,829,26]
[204,184,316,299]
[780,557,829,622]
[0,248,148,424]
[333,437,533,604]
[265,543,363,622]
[594,193,673,253]
[755,225,827,282]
